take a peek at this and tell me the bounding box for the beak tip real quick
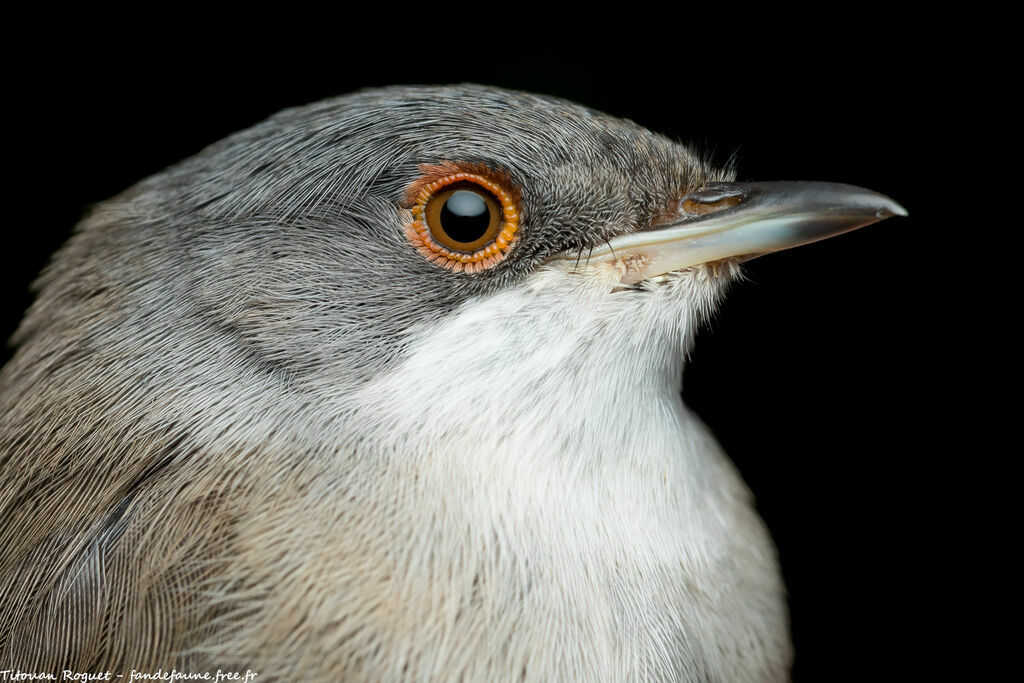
[882,199,909,219]
[863,191,907,221]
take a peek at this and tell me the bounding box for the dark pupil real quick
[440,190,490,243]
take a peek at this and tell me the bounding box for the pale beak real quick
[578,181,907,285]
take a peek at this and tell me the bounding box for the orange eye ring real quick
[405,163,521,273]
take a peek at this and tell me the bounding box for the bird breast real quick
[278,260,794,680]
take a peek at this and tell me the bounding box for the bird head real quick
[23,84,903,463]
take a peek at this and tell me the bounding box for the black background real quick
[4,41,954,680]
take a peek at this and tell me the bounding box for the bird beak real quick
[577,181,907,285]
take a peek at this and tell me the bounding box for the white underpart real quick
[329,259,790,682]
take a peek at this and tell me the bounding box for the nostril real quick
[680,182,750,217]
[681,194,743,217]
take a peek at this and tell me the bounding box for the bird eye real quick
[426,184,501,251]
[406,165,520,273]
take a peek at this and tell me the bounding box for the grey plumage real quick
[0,85,796,680]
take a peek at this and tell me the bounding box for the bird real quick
[0,84,904,682]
